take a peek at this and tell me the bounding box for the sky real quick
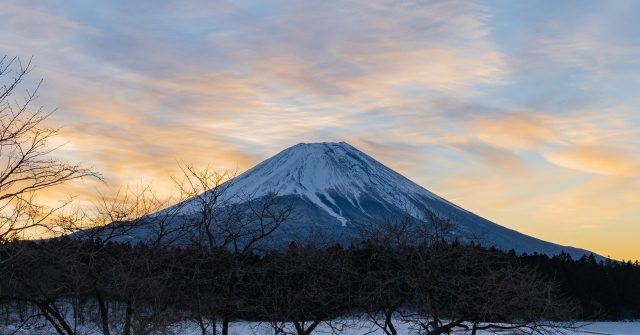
[1,0,639,260]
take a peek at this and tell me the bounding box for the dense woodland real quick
[1,236,639,335]
[517,251,640,319]
[0,238,571,335]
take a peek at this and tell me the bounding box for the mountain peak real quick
[219,141,436,226]
[292,141,349,146]
[287,141,354,152]
[166,141,595,258]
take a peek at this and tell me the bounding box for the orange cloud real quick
[543,146,636,176]
[2,0,639,260]
[468,112,557,149]
[433,166,640,260]
[454,142,526,174]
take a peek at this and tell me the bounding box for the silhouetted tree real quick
[0,56,99,243]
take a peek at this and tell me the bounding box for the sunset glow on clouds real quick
[1,0,639,259]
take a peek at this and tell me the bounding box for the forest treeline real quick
[1,236,638,335]
[517,250,640,319]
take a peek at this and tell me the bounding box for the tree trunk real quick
[221,312,229,335]
[36,301,75,335]
[384,310,398,335]
[197,315,207,335]
[95,289,111,335]
[123,301,133,335]
[38,307,67,335]
[293,320,321,335]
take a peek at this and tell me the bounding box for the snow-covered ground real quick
[570,322,640,335]
[3,318,639,334]
[219,320,640,335]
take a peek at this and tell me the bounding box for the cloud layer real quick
[1,0,639,259]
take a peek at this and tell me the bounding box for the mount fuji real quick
[99,142,595,258]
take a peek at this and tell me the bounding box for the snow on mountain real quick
[166,141,595,258]
[186,141,441,226]
[84,141,595,259]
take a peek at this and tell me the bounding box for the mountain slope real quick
[164,141,592,258]
[85,142,600,258]
[180,142,444,224]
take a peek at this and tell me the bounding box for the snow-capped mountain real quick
[180,141,447,226]
[96,142,596,258]
[205,142,594,257]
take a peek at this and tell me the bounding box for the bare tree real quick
[358,207,456,249]
[172,163,235,249]
[353,246,410,335]
[67,184,184,246]
[171,163,294,335]
[0,55,99,242]
[357,209,578,335]
[173,163,293,252]
[405,244,579,335]
[353,208,453,335]
[0,239,84,335]
[253,246,355,335]
[104,244,184,335]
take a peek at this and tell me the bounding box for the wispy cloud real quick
[542,146,636,177]
[0,0,638,259]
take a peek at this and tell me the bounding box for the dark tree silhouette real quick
[0,56,99,242]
